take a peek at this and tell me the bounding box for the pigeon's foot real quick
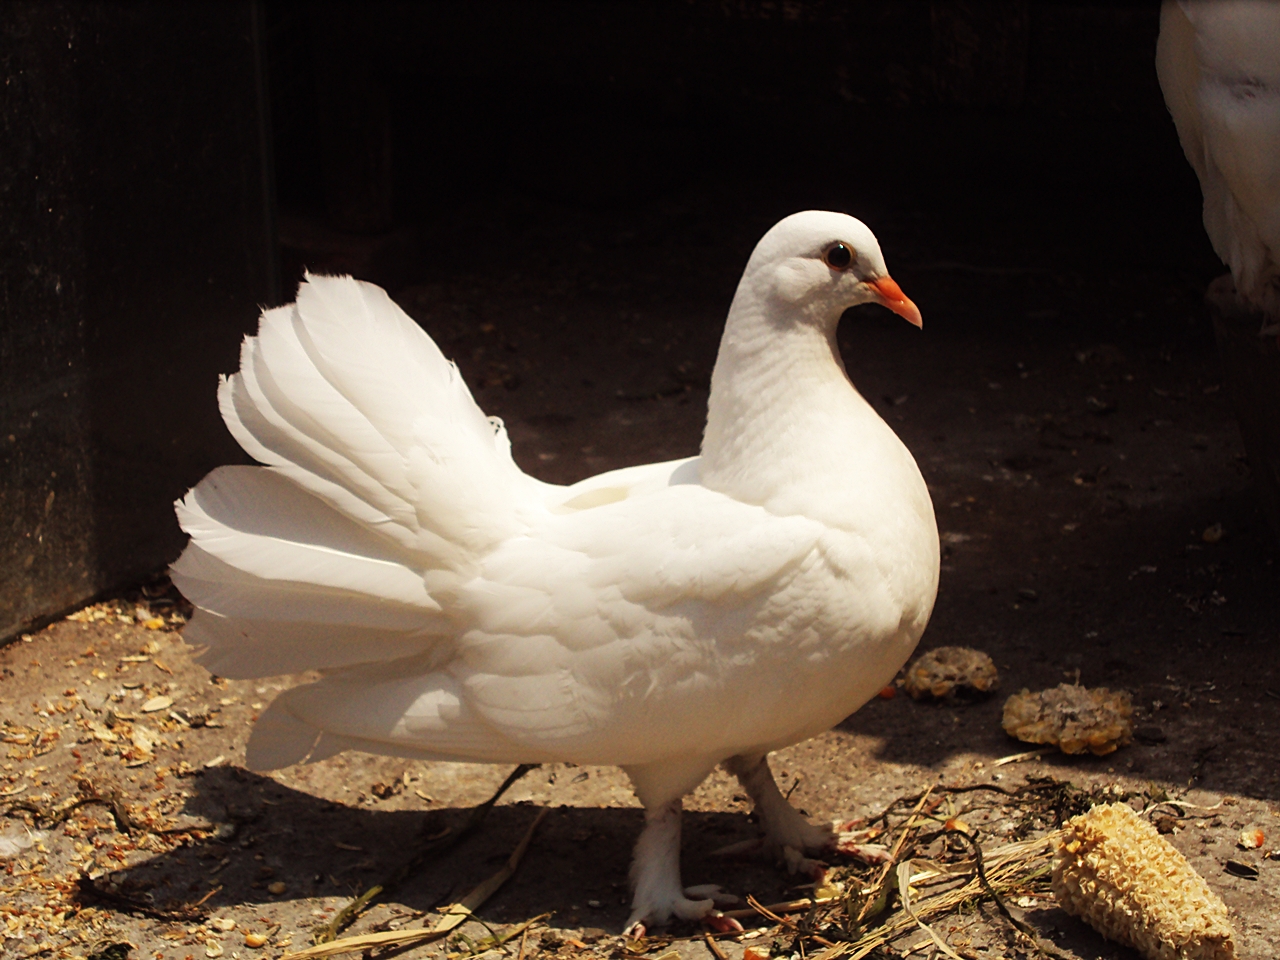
[703,911,746,934]
[625,918,743,939]
[625,799,738,935]
[724,753,835,876]
[764,809,837,859]
[830,818,893,864]
[623,895,716,938]
[624,899,744,938]
[781,844,829,881]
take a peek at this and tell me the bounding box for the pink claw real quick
[836,841,893,864]
[704,912,745,933]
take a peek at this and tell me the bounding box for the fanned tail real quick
[172,274,542,725]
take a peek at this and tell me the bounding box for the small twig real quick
[897,861,964,960]
[318,884,381,941]
[364,909,425,935]
[6,782,138,835]
[936,783,1026,798]
[1149,797,1223,813]
[74,872,208,921]
[992,750,1041,767]
[192,885,223,908]
[703,930,729,960]
[745,894,796,928]
[314,764,538,944]
[721,895,839,921]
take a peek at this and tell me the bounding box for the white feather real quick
[184,610,437,678]
[1158,0,1280,325]
[176,466,436,608]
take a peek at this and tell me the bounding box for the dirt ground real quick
[5,162,1280,960]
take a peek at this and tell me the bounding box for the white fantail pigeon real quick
[1157,0,1280,332]
[172,211,940,933]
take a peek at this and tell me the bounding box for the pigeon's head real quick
[743,210,922,328]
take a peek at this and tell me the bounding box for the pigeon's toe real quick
[624,893,717,935]
[683,884,742,908]
[781,845,829,880]
[703,911,745,933]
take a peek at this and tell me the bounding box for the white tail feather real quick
[183,610,437,679]
[244,671,538,770]
[174,273,540,687]
[217,276,534,562]
[171,543,437,630]
[177,466,438,608]
[246,700,468,770]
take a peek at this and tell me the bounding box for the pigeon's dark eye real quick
[824,242,853,270]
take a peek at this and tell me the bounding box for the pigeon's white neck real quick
[700,286,878,516]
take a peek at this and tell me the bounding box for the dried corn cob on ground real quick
[1053,802,1237,960]
[1002,682,1133,755]
[902,646,999,700]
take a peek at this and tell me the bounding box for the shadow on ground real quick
[97,766,797,935]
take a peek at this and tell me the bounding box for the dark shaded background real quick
[1,2,276,639]
[0,0,1234,639]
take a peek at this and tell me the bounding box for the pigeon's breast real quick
[692,523,936,753]
[450,519,934,766]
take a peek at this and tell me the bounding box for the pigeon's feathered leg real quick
[622,761,743,935]
[624,799,713,935]
[725,753,832,878]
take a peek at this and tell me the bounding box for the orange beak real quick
[868,276,922,328]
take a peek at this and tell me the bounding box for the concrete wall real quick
[1,2,278,639]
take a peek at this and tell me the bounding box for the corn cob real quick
[1002,682,1132,755]
[1053,802,1236,960]
[903,646,999,699]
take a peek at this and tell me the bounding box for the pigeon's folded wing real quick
[248,484,839,769]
